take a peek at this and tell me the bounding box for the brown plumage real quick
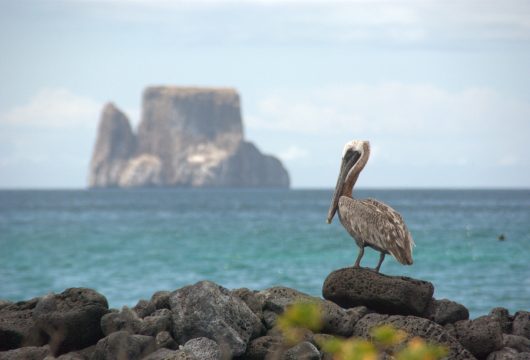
[327,140,414,272]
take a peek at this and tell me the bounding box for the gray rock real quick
[91,331,156,360]
[281,341,320,360]
[142,348,196,360]
[88,87,290,188]
[169,281,262,357]
[451,316,503,359]
[151,292,171,310]
[132,299,155,318]
[322,267,434,316]
[100,307,142,336]
[425,298,469,325]
[53,345,96,360]
[183,337,221,360]
[490,307,512,333]
[140,309,172,337]
[232,288,264,319]
[0,301,12,311]
[33,288,108,356]
[262,311,278,329]
[155,331,177,350]
[346,306,369,326]
[259,287,354,337]
[353,313,476,360]
[513,311,530,339]
[242,336,283,360]
[0,298,46,350]
[504,334,530,352]
[0,345,49,360]
[486,347,523,360]
[89,103,137,187]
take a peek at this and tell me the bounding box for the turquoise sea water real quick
[0,189,528,318]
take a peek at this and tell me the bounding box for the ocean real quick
[0,189,528,318]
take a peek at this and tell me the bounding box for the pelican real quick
[326,140,414,272]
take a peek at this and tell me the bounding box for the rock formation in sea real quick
[2,268,529,359]
[88,87,290,188]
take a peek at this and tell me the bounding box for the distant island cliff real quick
[88,86,290,188]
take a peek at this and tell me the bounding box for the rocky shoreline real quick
[1,267,528,360]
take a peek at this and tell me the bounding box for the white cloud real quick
[278,145,308,161]
[1,88,101,129]
[247,82,530,171]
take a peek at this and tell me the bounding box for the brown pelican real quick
[326,140,414,272]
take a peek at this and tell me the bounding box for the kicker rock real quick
[89,87,289,188]
[89,103,136,187]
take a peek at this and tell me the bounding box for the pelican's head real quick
[326,140,370,224]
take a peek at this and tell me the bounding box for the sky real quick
[0,0,529,188]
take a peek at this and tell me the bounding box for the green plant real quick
[276,302,448,360]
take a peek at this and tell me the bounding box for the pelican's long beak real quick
[326,151,360,223]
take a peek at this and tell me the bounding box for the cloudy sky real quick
[1,0,529,188]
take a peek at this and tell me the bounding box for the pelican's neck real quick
[342,143,370,198]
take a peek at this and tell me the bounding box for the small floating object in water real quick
[498,234,506,241]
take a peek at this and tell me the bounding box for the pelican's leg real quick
[375,252,385,273]
[354,246,365,268]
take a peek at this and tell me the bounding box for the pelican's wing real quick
[341,197,414,265]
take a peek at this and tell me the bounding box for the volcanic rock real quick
[446,316,503,359]
[142,348,196,360]
[100,307,142,336]
[139,309,173,337]
[88,87,289,188]
[0,345,49,360]
[490,307,512,333]
[91,331,155,360]
[486,347,530,360]
[323,267,434,316]
[32,288,108,355]
[258,287,355,337]
[0,298,46,350]
[503,334,530,352]
[513,311,530,339]
[183,337,221,360]
[243,336,283,360]
[353,313,476,360]
[426,298,469,325]
[281,341,321,360]
[155,331,177,350]
[169,281,262,357]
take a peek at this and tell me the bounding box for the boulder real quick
[132,299,155,318]
[242,336,283,360]
[150,291,171,311]
[353,313,476,360]
[513,311,530,339]
[169,281,262,357]
[0,345,49,360]
[425,298,469,325]
[91,331,155,360]
[281,341,321,360]
[258,287,354,337]
[232,288,264,319]
[33,288,108,355]
[0,298,46,350]
[139,309,173,337]
[449,316,503,359]
[183,337,221,360]
[486,347,528,360]
[323,267,434,316]
[503,334,530,352]
[142,348,196,360]
[490,307,512,333]
[155,331,177,350]
[100,307,142,336]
